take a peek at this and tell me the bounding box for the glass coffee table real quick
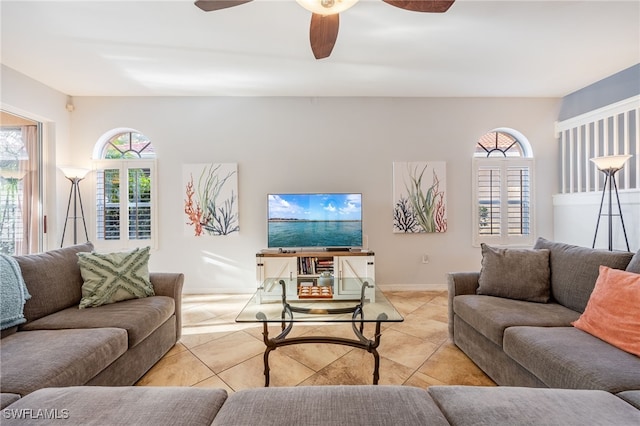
[236,278,403,386]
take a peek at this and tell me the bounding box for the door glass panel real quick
[0,112,42,255]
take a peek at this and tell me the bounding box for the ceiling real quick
[1,0,639,98]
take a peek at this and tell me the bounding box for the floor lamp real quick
[60,167,90,247]
[590,155,631,252]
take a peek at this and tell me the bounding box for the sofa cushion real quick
[1,325,18,338]
[15,242,93,322]
[617,390,640,410]
[453,295,580,347]
[0,393,20,410]
[2,386,227,426]
[533,237,634,312]
[572,266,640,356]
[0,328,127,396]
[626,248,640,273]
[20,296,174,348]
[428,386,640,426]
[213,385,450,426]
[477,244,550,303]
[78,246,155,309]
[503,326,640,393]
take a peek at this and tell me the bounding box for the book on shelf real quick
[297,257,332,275]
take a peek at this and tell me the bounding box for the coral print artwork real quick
[184,163,239,236]
[393,161,447,233]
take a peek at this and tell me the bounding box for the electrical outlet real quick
[422,254,430,264]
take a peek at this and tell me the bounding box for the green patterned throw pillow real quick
[77,247,154,309]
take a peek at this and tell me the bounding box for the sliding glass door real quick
[0,111,42,255]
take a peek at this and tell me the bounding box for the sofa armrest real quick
[447,272,480,339]
[150,272,184,341]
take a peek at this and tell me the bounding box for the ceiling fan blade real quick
[310,13,339,60]
[382,0,454,13]
[194,0,253,12]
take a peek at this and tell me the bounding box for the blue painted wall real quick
[559,64,640,121]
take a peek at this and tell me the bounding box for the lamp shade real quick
[590,155,632,172]
[59,166,91,179]
[296,0,359,15]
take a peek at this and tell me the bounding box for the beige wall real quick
[68,96,560,293]
[1,66,562,293]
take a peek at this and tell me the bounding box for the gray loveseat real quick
[448,237,640,395]
[0,243,183,401]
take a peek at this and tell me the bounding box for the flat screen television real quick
[267,193,363,249]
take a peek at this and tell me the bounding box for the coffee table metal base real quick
[258,281,387,387]
[261,317,384,387]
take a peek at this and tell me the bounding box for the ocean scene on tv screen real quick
[268,193,362,248]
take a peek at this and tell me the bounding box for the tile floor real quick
[136,290,495,393]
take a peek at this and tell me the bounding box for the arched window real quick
[472,128,534,246]
[93,129,156,249]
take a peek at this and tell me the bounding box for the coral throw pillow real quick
[572,266,640,357]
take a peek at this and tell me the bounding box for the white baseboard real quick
[377,283,447,292]
[183,287,255,295]
[183,283,447,295]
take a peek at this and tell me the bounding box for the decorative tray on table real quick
[298,285,333,299]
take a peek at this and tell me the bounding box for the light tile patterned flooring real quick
[136,290,495,393]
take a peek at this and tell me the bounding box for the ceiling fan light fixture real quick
[296,0,359,15]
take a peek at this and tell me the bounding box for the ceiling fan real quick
[194,0,455,59]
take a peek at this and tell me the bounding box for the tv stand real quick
[256,250,375,302]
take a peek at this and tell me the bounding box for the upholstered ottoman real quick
[1,386,227,425]
[428,386,640,425]
[211,385,449,426]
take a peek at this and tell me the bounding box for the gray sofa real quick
[2,239,638,424]
[0,243,183,401]
[448,237,640,394]
[2,384,639,425]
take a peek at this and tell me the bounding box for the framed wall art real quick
[393,161,447,233]
[183,163,239,236]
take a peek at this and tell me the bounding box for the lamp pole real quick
[606,170,614,251]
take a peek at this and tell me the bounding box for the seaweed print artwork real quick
[393,161,447,233]
[184,163,239,236]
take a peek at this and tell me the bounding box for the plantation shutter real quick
[477,166,502,236]
[128,167,152,240]
[96,167,121,240]
[473,158,534,246]
[506,166,531,236]
[94,159,156,249]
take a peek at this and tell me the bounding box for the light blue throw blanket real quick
[0,253,31,330]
